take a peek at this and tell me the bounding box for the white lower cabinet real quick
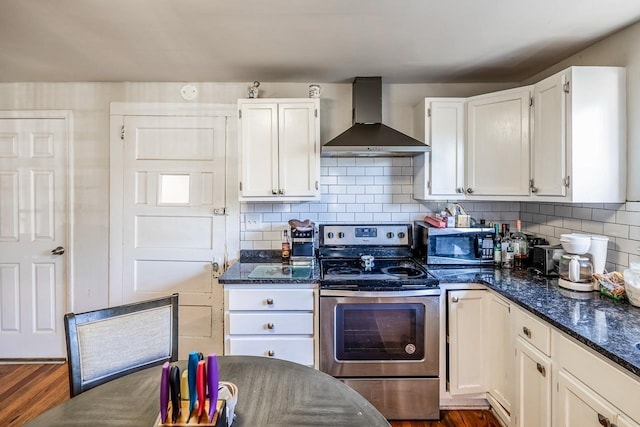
[514,337,552,427]
[485,293,513,425]
[448,289,486,395]
[224,286,317,368]
[556,369,618,427]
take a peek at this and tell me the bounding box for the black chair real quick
[64,293,178,397]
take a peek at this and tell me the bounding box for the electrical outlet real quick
[245,213,262,231]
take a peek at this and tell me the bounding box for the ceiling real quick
[2,0,640,84]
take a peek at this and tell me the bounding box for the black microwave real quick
[413,221,496,266]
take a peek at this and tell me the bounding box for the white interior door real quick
[118,115,227,358]
[0,117,68,358]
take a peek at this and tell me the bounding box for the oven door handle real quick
[320,289,441,297]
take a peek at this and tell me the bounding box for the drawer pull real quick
[267,323,275,330]
[536,363,546,377]
[523,326,532,338]
[267,350,275,357]
[598,414,611,427]
[266,298,274,305]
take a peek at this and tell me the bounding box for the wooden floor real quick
[0,363,500,427]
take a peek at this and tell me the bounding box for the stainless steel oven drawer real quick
[342,378,440,420]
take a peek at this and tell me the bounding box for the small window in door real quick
[158,174,190,205]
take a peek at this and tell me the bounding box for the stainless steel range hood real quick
[321,77,429,157]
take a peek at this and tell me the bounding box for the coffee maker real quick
[558,233,609,292]
[288,219,316,266]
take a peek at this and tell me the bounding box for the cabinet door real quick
[515,338,551,427]
[414,98,466,199]
[617,415,640,427]
[555,369,617,427]
[486,294,513,417]
[239,102,279,197]
[448,289,486,395]
[277,102,319,198]
[532,70,568,197]
[466,87,531,197]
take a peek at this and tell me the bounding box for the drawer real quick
[228,312,314,335]
[515,308,551,356]
[227,289,314,311]
[227,337,314,366]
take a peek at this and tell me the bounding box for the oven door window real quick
[335,303,425,361]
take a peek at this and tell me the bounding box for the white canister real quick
[309,84,321,98]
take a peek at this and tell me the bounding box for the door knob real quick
[51,246,65,256]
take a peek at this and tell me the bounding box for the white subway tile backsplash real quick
[241,158,638,271]
[626,202,640,212]
[555,205,572,217]
[572,207,592,220]
[581,221,603,234]
[337,175,356,185]
[617,211,640,226]
[603,223,630,238]
[356,176,375,185]
[592,209,616,223]
[365,167,385,176]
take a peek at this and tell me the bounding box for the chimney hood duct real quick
[321,77,430,157]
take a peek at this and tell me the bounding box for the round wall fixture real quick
[180,85,198,101]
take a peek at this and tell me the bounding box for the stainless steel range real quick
[318,223,440,421]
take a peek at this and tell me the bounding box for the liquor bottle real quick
[512,219,528,269]
[281,230,291,264]
[501,224,514,269]
[493,223,502,268]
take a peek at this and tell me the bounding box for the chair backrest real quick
[64,293,178,397]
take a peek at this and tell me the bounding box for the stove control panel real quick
[321,224,411,246]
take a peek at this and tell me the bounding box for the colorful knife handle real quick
[160,362,170,423]
[196,360,207,418]
[187,351,199,413]
[207,354,220,422]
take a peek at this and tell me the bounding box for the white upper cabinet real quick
[465,86,532,198]
[413,98,466,200]
[238,98,320,201]
[531,66,626,203]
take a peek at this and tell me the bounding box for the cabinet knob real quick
[267,322,275,330]
[266,298,274,305]
[466,188,474,194]
[456,187,465,194]
[522,326,532,338]
[598,414,611,427]
[271,189,278,195]
[267,350,275,357]
[536,363,546,377]
[451,296,459,303]
[278,189,285,195]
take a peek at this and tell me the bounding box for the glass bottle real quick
[501,224,514,269]
[493,223,502,268]
[512,219,528,269]
[281,230,291,264]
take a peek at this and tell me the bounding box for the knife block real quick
[157,399,227,427]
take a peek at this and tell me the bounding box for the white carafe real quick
[558,233,595,292]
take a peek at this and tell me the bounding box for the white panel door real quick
[0,118,67,358]
[277,102,318,198]
[239,103,278,197]
[428,99,465,197]
[448,289,486,395]
[556,369,618,427]
[119,115,226,358]
[532,71,567,197]
[515,338,551,427]
[466,87,531,196]
[486,293,513,416]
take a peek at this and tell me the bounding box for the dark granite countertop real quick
[219,250,320,285]
[430,267,640,379]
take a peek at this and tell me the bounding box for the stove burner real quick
[326,267,362,276]
[381,266,425,278]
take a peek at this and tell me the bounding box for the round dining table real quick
[24,355,391,427]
